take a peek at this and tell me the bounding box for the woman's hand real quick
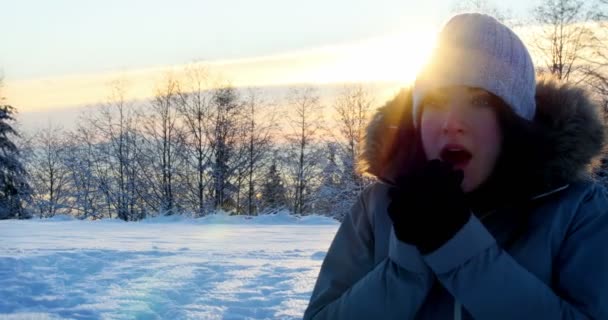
[387,159,471,254]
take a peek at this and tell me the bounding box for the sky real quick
[0,0,534,128]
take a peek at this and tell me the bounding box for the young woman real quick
[304,13,608,319]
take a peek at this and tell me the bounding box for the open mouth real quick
[440,146,472,168]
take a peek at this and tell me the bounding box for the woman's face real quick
[420,86,502,193]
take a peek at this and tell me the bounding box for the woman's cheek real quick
[420,117,443,160]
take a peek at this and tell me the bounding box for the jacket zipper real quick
[454,299,462,320]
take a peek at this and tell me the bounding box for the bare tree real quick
[334,84,373,190]
[28,124,69,218]
[236,89,276,215]
[82,80,144,221]
[284,87,325,215]
[533,0,602,83]
[139,75,186,215]
[62,124,104,219]
[451,0,514,25]
[176,64,214,216]
[312,84,375,220]
[531,0,608,186]
[532,1,608,116]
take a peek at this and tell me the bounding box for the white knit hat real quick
[413,13,536,125]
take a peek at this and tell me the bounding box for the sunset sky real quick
[1,0,533,129]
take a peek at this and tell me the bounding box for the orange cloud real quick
[4,29,440,112]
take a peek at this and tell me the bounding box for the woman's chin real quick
[461,176,479,193]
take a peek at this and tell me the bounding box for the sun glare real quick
[5,27,439,113]
[305,29,438,85]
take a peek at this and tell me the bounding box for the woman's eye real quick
[423,96,447,110]
[424,102,445,111]
[471,96,491,107]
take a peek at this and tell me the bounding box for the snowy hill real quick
[0,214,339,319]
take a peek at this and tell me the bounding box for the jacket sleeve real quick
[423,186,608,319]
[304,185,434,320]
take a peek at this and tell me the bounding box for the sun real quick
[305,28,439,85]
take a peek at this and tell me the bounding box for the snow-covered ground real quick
[0,213,339,320]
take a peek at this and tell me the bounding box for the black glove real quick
[387,159,471,254]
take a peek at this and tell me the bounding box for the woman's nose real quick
[442,108,466,135]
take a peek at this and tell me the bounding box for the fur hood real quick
[358,78,605,193]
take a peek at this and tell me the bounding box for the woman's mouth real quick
[440,146,472,169]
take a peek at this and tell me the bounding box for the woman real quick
[304,13,608,319]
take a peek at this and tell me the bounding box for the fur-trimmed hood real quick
[358,78,605,193]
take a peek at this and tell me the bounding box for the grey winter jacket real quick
[304,79,608,319]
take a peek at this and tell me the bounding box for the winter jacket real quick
[304,79,608,319]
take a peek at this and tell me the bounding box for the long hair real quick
[465,92,546,212]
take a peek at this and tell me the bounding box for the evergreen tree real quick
[315,142,352,220]
[260,158,287,211]
[0,104,31,219]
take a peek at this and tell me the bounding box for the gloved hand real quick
[387,159,471,254]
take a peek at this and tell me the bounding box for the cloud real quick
[4,29,439,113]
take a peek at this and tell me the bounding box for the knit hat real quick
[412,13,536,125]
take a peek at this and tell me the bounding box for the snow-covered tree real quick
[61,125,105,219]
[28,124,70,218]
[87,80,144,220]
[314,142,343,217]
[0,98,31,219]
[308,85,376,220]
[260,153,287,211]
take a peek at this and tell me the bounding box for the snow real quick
[0,214,339,319]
